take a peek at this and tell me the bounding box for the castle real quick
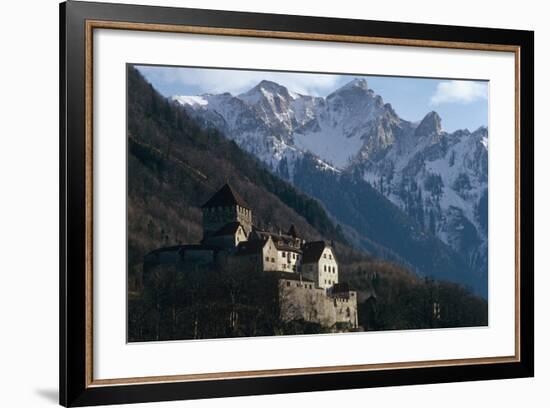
[144,183,358,330]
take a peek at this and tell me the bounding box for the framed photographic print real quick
[59,0,534,406]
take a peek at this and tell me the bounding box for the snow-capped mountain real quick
[174,80,341,174]
[356,113,488,285]
[173,78,488,293]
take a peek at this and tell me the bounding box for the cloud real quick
[136,65,345,96]
[430,80,487,105]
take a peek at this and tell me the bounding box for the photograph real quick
[127,64,489,342]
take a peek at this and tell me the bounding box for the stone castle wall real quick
[278,278,358,329]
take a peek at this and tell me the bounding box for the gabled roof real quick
[302,241,333,263]
[201,183,250,209]
[273,241,302,253]
[250,228,301,252]
[249,229,274,241]
[210,222,243,237]
[235,239,268,256]
[287,224,298,237]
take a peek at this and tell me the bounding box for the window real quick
[286,281,290,287]
[346,307,351,317]
[329,254,332,259]
[282,252,286,257]
[293,253,296,259]
[271,257,275,262]
[323,253,326,259]
[265,256,269,261]
[324,265,327,272]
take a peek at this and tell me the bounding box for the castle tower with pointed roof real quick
[201,183,253,238]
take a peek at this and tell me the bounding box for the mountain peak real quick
[327,78,376,102]
[258,79,282,87]
[415,111,442,137]
[238,80,296,105]
[335,78,369,93]
[253,80,291,95]
[345,78,369,90]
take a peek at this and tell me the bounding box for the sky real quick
[136,64,488,133]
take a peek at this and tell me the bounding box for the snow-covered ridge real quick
[172,95,208,107]
[173,78,397,169]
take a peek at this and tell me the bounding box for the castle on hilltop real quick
[144,183,358,330]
